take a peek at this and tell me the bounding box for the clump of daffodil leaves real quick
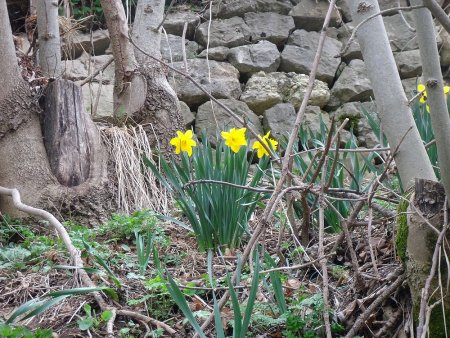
[413,83,450,179]
[145,128,277,250]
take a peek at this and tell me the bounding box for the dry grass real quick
[101,125,171,215]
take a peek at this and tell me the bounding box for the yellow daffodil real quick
[417,83,450,113]
[417,83,427,103]
[221,127,247,153]
[252,131,278,158]
[170,130,197,157]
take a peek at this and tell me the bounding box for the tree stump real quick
[40,79,91,187]
[407,178,450,336]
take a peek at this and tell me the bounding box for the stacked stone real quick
[58,0,443,147]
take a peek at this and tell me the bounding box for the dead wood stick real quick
[345,270,406,338]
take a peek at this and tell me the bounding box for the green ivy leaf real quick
[78,318,94,331]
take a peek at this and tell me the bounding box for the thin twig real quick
[259,253,334,274]
[106,308,116,338]
[181,22,188,73]
[422,0,450,35]
[183,179,273,193]
[117,309,176,335]
[416,216,450,337]
[156,0,174,31]
[319,154,332,338]
[79,56,114,86]
[345,271,406,338]
[338,5,424,58]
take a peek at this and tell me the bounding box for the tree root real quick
[0,187,176,336]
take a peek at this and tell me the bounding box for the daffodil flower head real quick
[221,127,247,153]
[417,83,450,113]
[417,83,427,103]
[252,131,278,158]
[170,130,197,157]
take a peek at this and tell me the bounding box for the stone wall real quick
[55,0,450,147]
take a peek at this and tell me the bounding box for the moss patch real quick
[395,190,413,262]
[413,299,450,338]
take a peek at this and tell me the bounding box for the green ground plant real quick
[0,324,52,338]
[77,304,113,332]
[145,129,272,251]
[290,117,383,232]
[164,249,262,338]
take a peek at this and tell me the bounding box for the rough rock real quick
[169,59,241,107]
[244,12,295,46]
[212,0,293,19]
[180,101,196,128]
[332,101,379,147]
[286,74,331,110]
[280,29,342,84]
[440,29,450,66]
[289,0,341,31]
[62,59,88,81]
[163,10,200,40]
[336,0,351,22]
[337,23,363,63]
[303,106,332,136]
[395,49,422,79]
[228,40,280,74]
[82,83,114,122]
[264,103,333,142]
[65,29,110,59]
[383,13,441,52]
[198,46,230,61]
[330,59,373,108]
[195,99,264,144]
[63,53,115,84]
[240,71,330,114]
[262,103,296,140]
[379,0,408,12]
[196,17,252,48]
[160,34,200,62]
[402,77,420,99]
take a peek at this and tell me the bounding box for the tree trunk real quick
[0,0,114,222]
[100,0,184,153]
[37,0,61,77]
[407,179,450,337]
[346,0,436,189]
[40,79,95,187]
[410,0,450,199]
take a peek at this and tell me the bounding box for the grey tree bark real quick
[408,2,450,336]
[0,0,114,221]
[100,0,184,153]
[37,0,62,77]
[346,0,436,189]
[411,0,450,198]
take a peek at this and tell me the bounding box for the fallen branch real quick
[345,270,406,338]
